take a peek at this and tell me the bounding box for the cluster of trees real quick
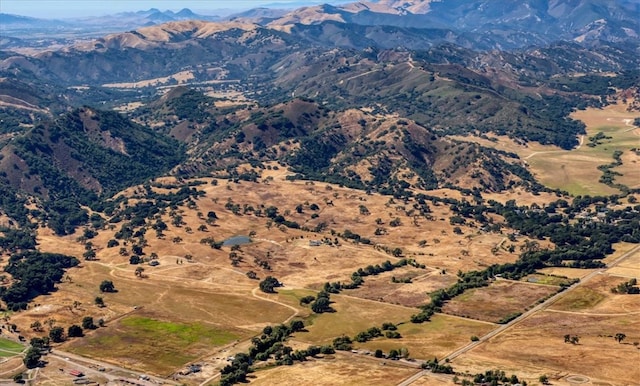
[298,288,334,314]
[0,228,36,253]
[466,369,526,385]
[354,322,401,343]
[421,357,454,374]
[10,107,186,235]
[354,327,382,343]
[564,334,580,344]
[261,205,301,229]
[0,188,21,235]
[611,278,639,294]
[488,197,640,267]
[23,337,50,368]
[332,335,353,351]
[0,251,79,310]
[598,150,629,193]
[259,276,281,293]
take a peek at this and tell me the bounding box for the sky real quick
[0,0,351,18]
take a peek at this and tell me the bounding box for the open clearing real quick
[527,102,640,196]
[442,280,558,323]
[356,314,496,359]
[248,352,418,385]
[550,273,640,315]
[345,267,458,307]
[454,310,640,386]
[296,294,417,345]
[606,244,640,278]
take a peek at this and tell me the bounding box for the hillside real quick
[0,3,639,385]
[0,107,184,234]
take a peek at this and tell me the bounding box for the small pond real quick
[222,235,252,246]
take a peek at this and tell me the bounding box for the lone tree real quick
[94,296,105,308]
[99,280,115,293]
[49,326,65,343]
[30,321,43,332]
[67,325,84,338]
[615,333,626,343]
[82,316,97,330]
[259,276,281,293]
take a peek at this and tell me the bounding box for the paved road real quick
[397,243,640,385]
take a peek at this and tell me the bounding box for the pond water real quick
[222,235,252,246]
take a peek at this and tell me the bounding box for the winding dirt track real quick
[250,287,299,323]
[524,134,584,160]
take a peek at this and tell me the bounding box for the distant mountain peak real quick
[176,8,197,18]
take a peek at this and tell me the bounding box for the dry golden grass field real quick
[248,352,418,386]
[528,103,640,196]
[346,267,458,307]
[453,310,640,386]
[606,245,640,279]
[296,293,417,345]
[8,175,528,380]
[355,314,496,360]
[442,280,559,323]
[2,169,637,385]
[550,274,640,315]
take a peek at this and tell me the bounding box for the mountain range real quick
[0,0,638,233]
[2,0,639,48]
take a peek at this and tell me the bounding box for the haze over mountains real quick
[0,0,638,231]
[1,0,639,47]
[0,2,640,385]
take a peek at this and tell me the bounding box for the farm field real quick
[296,294,417,345]
[549,273,640,315]
[248,352,418,385]
[453,310,640,386]
[64,312,243,375]
[606,245,640,278]
[442,280,559,323]
[0,338,23,357]
[344,266,457,307]
[355,314,496,359]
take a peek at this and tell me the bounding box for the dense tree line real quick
[322,259,423,293]
[221,320,332,386]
